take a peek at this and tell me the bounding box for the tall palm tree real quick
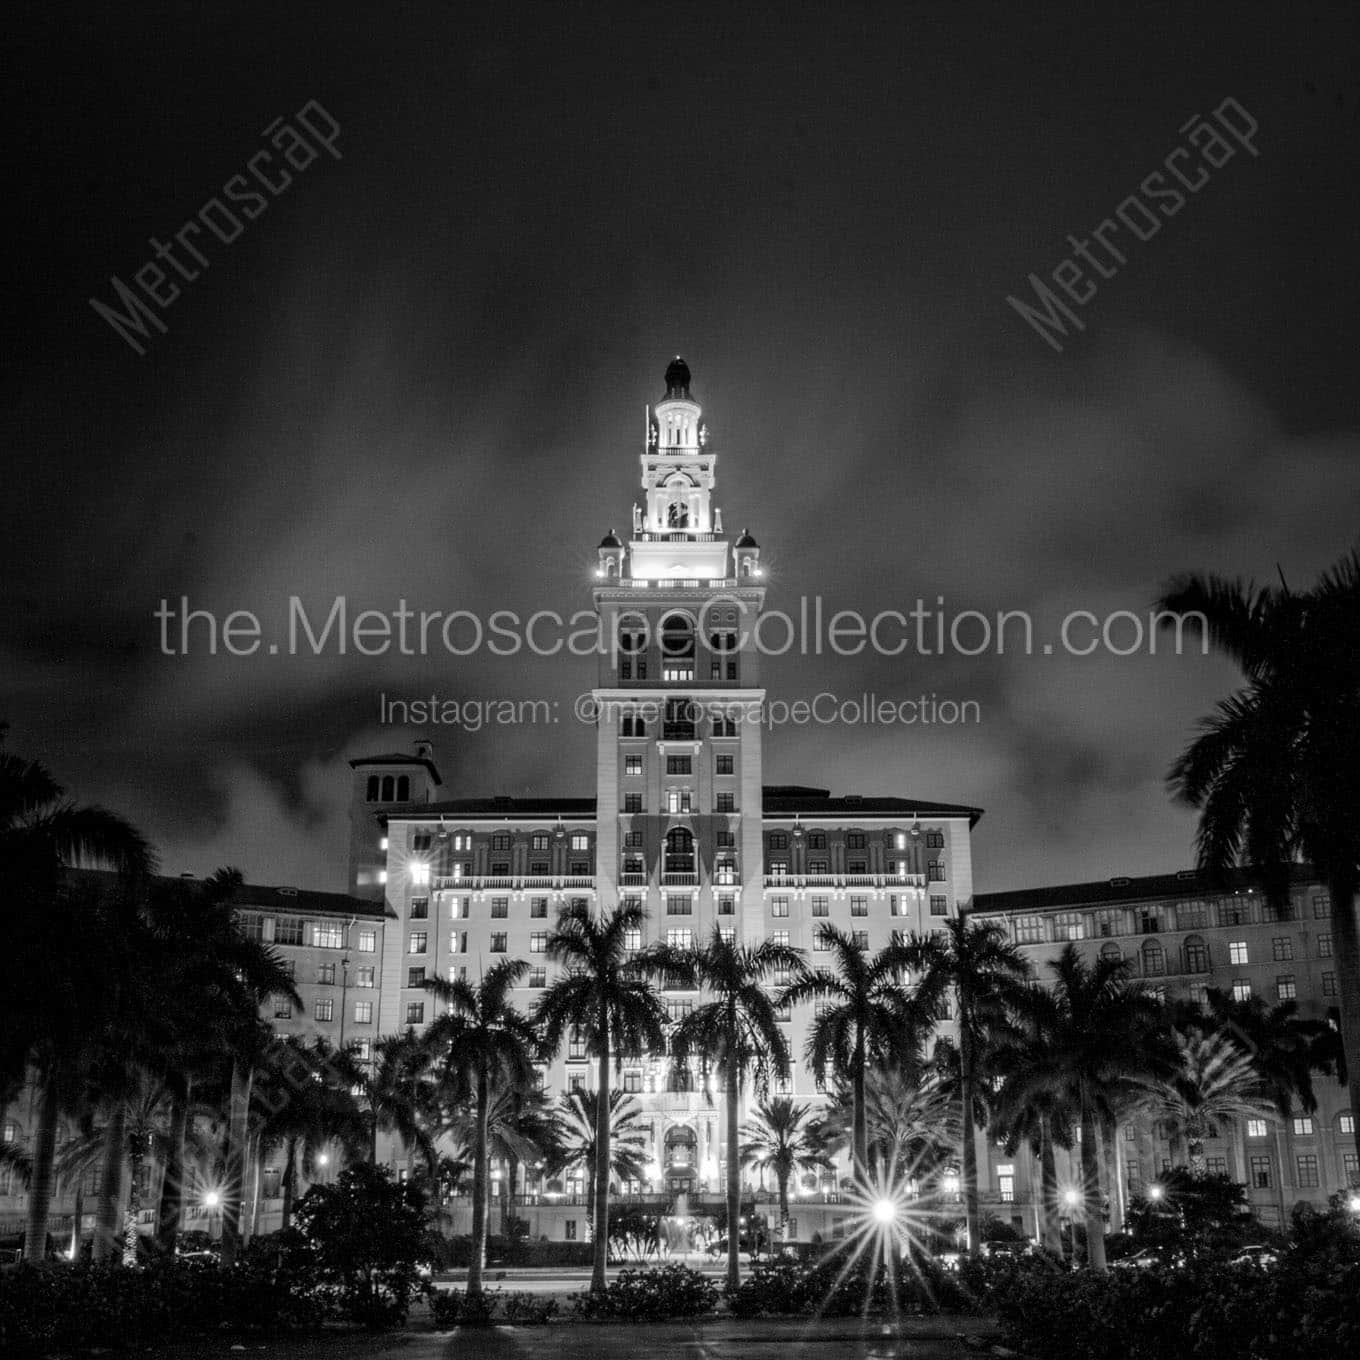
[1036,945,1165,1270]
[423,960,536,1298]
[1158,554,1360,1167]
[991,984,1075,1257]
[1142,1028,1275,1173]
[781,924,939,1180]
[343,1030,439,1170]
[909,914,1031,1255]
[670,929,802,1290]
[1,739,155,1264]
[740,1097,832,1242]
[534,900,670,1295]
[547,1088,649,1221]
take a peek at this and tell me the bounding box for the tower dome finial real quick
[663,356,692,399]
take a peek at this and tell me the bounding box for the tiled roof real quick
[973,863,1321,915]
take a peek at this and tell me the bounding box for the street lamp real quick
[1147,1184,1164,1201]
[1348,1193,1360,1214]
[338,952,351,1046]
[872,1198,897,1225]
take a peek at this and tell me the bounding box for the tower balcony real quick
[619,872,649,887]
[661,872,699,887]
[434,874,596,892]
[633,530,721,543]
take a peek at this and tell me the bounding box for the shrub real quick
[427,1287,501,1327]
[572,1264,719,1320]
[503,1291,558,1324]
[290,1162,430,1329]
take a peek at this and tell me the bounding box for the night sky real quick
[6,2,1360,894]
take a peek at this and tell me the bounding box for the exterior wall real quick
[973,876,1356,1231]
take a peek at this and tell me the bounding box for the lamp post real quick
[338,952,351,1047]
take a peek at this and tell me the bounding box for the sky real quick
[5,1,1360,895]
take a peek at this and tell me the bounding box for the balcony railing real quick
[434,875,596,892]
[634,531,720,543]
[763,873,927,890]
[662,872,699,887]
[619,872,648,886]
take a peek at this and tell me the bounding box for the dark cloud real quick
[5,1,1359,893]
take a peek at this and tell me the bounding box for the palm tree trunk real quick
[852,1029,868,1178]
[777,1171,790,1243]
[590,1010,612,1295]
[725,1068,741,1291]
[221,1062,252,1266]
[1100,1115,1123,1235]
[24,1080,61,1262]
[1038,1127,1062,1257]
[93,1100,126,1264]
[123,1140,144,1265]
[156,1076,190,1252]
[70,1182,84,1261]
[1327,874,1360,1170]
[468,1072,491,1297]
[280,1137,297,1232]
[1079,1090,1106,1271]
[960,1026,980,1256]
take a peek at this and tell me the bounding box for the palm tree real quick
[1,739,155,1264]
[821,1066,959,1191]
[1158,555,1360,1168]
[534,900,670,1295]
[909,914,1031,1255]
[780,924,939,1180]
[547,1088,649,1221]
[423,960,536,1298]
[740,1097,831,1242]
[345,1030,439,1170]
[991,984,1075,1257]
[1037,945,1164,1270]
[1142,1028,1275,1173]
[669,928,802,1290]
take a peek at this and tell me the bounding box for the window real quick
[1292,1116,1314,1136]
[1205,1155,1228,1177]
[274,998,292,1019]
[490,932,508,952]
[771,897,789,918]
[623,925,642,950]
[1277,975,1297,1000]
[1176,899,1208,930]
[449,896,469,918]
[1313,893,1332,918]
[357,927,375,952]
[405,1002,424,1025]
[929,895,948,917]
[1249,1155,1272,1188]
[1183,936,1208,972]
[408,931,427,954]
[811,895,829,917]
[1296,1155,1320,1188]
[1344,1153,1360,1187]
[1324,972,1338,996]
[806,832,826,849]
[1228,941,1248,965]
[847,832,866,849]
[715,754,734,775]
[1232,980,1252,1002]
[623,1070,642,1093]
[1272,936,1294,962]
[623,793,643,813]
[666,755,693,775]
[275,917,305,946]
[354,1001,373,1024]
[1137,908,1160,935]
[239,913,264,941]
[1053,912,1086,941]
[407,966,426,988]
[852,930,869,950]
[314,999,334,1022]
[1318,933,1333,958]
[850,896,868,917]
[490,898,509,919]
[717,895,734,916]
[1125,1160,1141,1194]
[719,925,735,944]
[666,895,692,916]
[1339,1113,1355,1135]
[770,929,790,948]
[449,931,467,954]
[355,966,375,988]
[813,931,831,952]
[1141,941,1165,976]
[927,860,945,881]
[716,793,735,813]
[571,833,589,851]
[666,928,693,949]
[317,962,336,985]
[409,897,429,920]
[1014,916,1044,944]
[1246,1119,1268,1139]
[409,861,430,886]
[997,1167,1014,1203]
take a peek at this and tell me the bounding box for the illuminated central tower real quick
[590,357,767,1195]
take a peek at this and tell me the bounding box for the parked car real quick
[1230,1244,1278,1268]
[1111,1248,1159,1270]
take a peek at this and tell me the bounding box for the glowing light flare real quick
[203,1190,221,1209]
[1146,1184,1163,1201]
[872,1198,897,1224]
[1348,1194,1360,1214]
[1063,1188,1081,1208]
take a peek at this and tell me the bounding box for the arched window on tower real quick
[367,775,380,801]
[396,775,410,801]
[665,827,695,878]
[1100,942,1123,965]
[667,499,689,528]
[380,775,395,801]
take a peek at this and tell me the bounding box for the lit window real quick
[666,928,693,949]
[317,963,335,986]
[1232,980,1252,1002]
[528,967,546,988]
[357,928,376,953]
[1229,941,1249,965]
[1292,1116,1314,1137]
[1339,1113,1355,1135]
[314,999,334,1022]
[410,862,430,886]
[355,966,375,988]
[1246,1119,1267,1138]
[1318,933,1333,958]
[571,833,589,851]
[491,898,509,919]
[354,1001,373,1024]
[771,897,789,918]
[770,929,790,948]
[1277,975,1296,1000]
[408,931,427,954]
[530,931,547,953]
